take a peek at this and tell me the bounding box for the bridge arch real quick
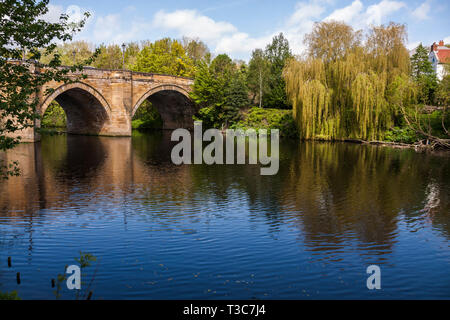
[132,84,195,130]
[40,82,112,135]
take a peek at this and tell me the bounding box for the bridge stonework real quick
[19,68,195,142]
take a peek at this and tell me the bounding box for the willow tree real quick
[284,21,411,141]
[304,21,362,63]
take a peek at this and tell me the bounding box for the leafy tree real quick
[263,33,292,109]
[93,44,123,69]
[210,53,234,76]
[247,49,269,107]
[366,22,410,80]
[222,69,249,126]
[181,36,210,66]
[132,38,195,77]
[40,40,94,66]
[0,0,95,178]
[124,42,140,69]
[304,21,362,62]
[285,22,412,141]
[436,75,450,107]
[410,43,438,104]
[190,54,249,128]
[190,61,221,108]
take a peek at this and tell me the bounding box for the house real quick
[429,40,450,80]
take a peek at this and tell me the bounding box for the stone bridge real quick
[20,67,195,142]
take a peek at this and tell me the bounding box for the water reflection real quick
[0,131,449,299]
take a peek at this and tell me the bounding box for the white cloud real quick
[153,10,237,42]
[280,0,329,54]
[325,0,364,24]
[407,41,420,50]
[287,1,326,27]
[215,32,275,55]
[92,14,121,43]
[412,1,431,20]
[365,0,406,25]
[85,14,152,44]
[321,0,405,30]
[151,9,276,56]
[42,4,89,24]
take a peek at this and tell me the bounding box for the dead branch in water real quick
[400,105,450,150]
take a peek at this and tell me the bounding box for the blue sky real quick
[44,0,450,60]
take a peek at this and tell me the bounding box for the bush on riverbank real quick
[383,127,418,144]
[231,107,298,138]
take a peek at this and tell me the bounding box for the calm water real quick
[0,131,449,299]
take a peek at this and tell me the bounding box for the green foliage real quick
[124,42,140,69]
[132,101,163,129]
[232,107,298,138]
[182,37,210,66]
[247,49,270,107]
[132,38,195,77]
[222,71,249,125]
[384,110,449,143]
[93,44,123,69]
[304,21,362,63]
[0,290,21,300]
[436,75,450,106]
[75,251,97,269]
[41,101,66,128]
[40,41,95,66]
[285,22,412,141]
[246,33,292,109]
[411,43,438,104]
[190,61,222,108]
[191,54,250,128]
[263,33,292,109]
[384,127,418,143]
[0,0,96,178]
[40,41,140,70]
[417,110,450,138]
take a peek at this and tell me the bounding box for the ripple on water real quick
[0,134,449,299]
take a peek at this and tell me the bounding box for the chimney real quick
[431,42,438,52]
[439,40,444,46]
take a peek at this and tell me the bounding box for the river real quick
[0,131,449,299]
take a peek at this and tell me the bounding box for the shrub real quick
[384,127,418,144]
[232,107,298,138]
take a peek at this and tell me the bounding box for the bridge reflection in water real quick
[0,132,449,299]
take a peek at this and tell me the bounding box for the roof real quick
[436,48,450,64]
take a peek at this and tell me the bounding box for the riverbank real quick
[41,105,449,152]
